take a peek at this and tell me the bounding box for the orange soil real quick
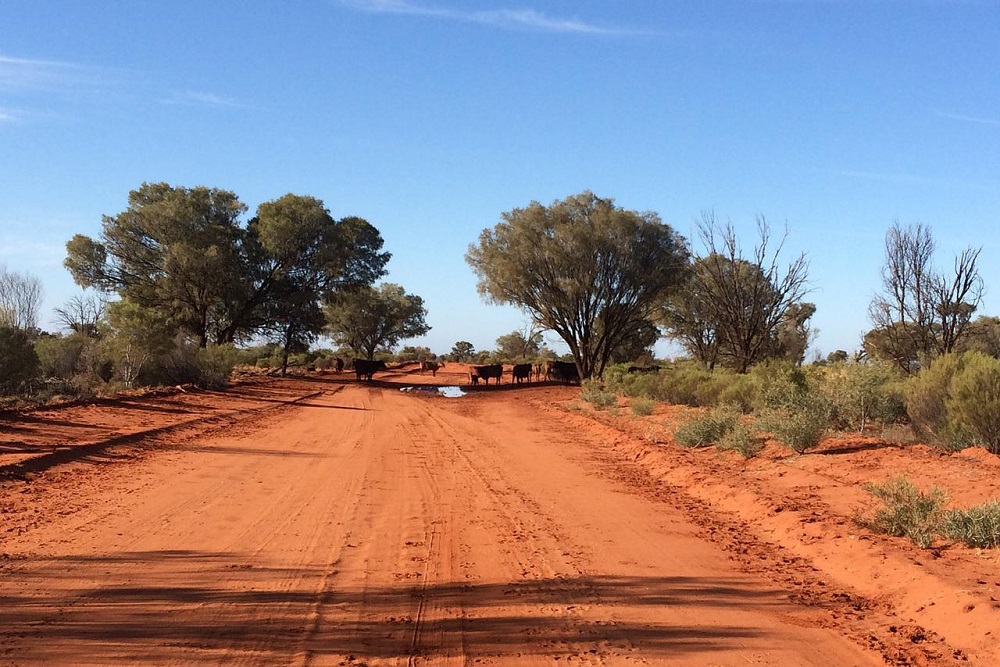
[0,363,995,665]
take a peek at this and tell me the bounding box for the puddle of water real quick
[400,386,466,398]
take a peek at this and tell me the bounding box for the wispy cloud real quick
[830,168,996,192]
[0,54,108,93]
[934,110,1000,127]
[336,0,636,35]
[163,90,253,109]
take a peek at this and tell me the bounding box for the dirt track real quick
[0,367,992,665]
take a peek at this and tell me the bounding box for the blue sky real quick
[2,0,998,358]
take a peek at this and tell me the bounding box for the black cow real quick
[469,363,503,386]
[512,363,532,384]
[335,358,345,374]
[545,360,580,384]
[353,358,387,381]
[627,365,660,374]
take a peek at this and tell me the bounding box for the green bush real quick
[0,326,40,394]
[717,422,763,458]
[860,476,947,548]
[945,353,1000,454]
[194,344,242,389]
[820,361,905,432]
[629,398,656,416]
[34,333,86,380]
[715,373,756,413]
[749,359,809,410]
[760,390,832,454]
[905,353,966,449]
[942,501,1000,549]
[581,379,617,410]
[673,404,739,448]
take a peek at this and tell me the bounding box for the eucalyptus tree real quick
[65,184,390,354]
[466,191,688,379]
[64,183,248,346]
[495,328,543,361]
[239,196,390,359]
[325,283,430,360]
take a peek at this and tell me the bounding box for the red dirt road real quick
[0,368,988,665]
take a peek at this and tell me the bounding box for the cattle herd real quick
[468,359,579,385]
[340,358,581,386]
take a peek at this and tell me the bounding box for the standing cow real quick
[512,363,532,384]
[419,360,441,376]
[353,358,387,381]
[469,363,503,386]
[544,360,580,384]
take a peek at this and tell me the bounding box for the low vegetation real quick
[860,477,947,548]
[860,476,1000,549]
[673,404,740,448]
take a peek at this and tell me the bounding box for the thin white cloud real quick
[934,110,1000,127]
[336,0,635,35]
[163,90,253,109]
[830,168,997,192]
[0,54,107,93]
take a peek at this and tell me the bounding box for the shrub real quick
[581,380,617,410]
[945,353,1000,454]
[34,333,87,380]
[749,359,808,410]
[194,344,242,389]
[715,373,756,413]
[905,353,966,449]
[941,501,1000,549]
[820,361,905,432]
[760,392,832,454]
[629,398,656,416]
[860,476,946,548]
[0,326,40,394]
[673,404,739,448]
[717,422,763,458]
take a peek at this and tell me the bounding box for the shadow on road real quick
[0,550,776,662]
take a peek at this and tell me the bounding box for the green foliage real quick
[760,388,832,454]
[749,359,809,410]
[673,404,740,448]
[193,344,242,389]
[941,501,1000,549]
[65,184,390,350]
[495,329,542,361]
[34,333,88,380]
[0,326,40,394]
[629,398,656,416]
[602,361,756,411]
[467,191,689,379]
[944,352,1000,453]
[717,423,763,458]
[819,361,906,432]
[580,380,617,410]
[903,351,1000,451]
[860,476,947,548]
[450,340,475,362]
[325,283,430,360]
[396,346,433,363]
[905,353,965,448]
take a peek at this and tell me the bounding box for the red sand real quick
[0,363,994,665]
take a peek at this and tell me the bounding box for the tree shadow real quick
[0,550,790,663]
